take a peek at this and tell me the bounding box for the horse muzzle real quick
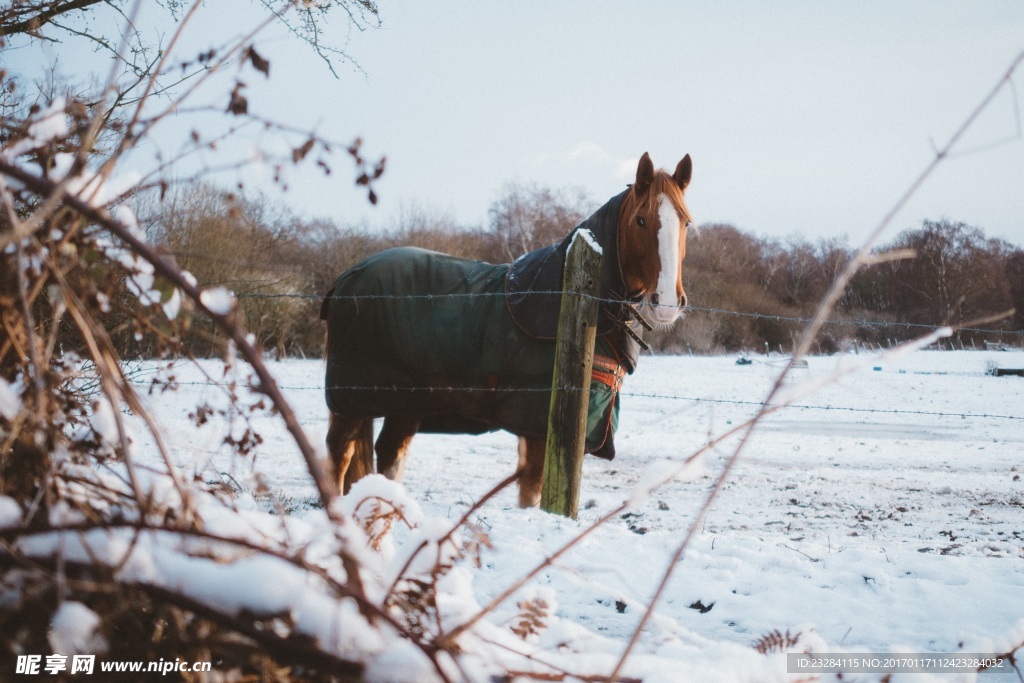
[645,291,685,326]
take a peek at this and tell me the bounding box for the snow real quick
[200,286,235,315]
[48,601,107,656]
[0,107,173,321]
[568,227,603,259]
[41,153,141,208]
[0,376,21,420]
[627,455,709,508]
[89,397,120,447]
[363,638,438,682]
[161,287,182,321]
[0,496,21,529]
[1,98,68,159]
[25,349,1024,680]
[342,475,425,561]
[86,205,187,320]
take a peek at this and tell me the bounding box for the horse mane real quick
[623,171,692,227]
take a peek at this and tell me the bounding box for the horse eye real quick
[636,217,646,228]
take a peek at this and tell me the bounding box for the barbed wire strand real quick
[232,290,1024,338]
[128,377,1024,422]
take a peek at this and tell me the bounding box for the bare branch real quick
[0,159,339,508]
[605,45,1024,683]
[0,0,108,39]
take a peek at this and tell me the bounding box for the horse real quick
[320,152,693,506]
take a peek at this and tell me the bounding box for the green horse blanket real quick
[322,191,641,458]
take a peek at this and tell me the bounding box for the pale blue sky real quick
[13,1,1024,245]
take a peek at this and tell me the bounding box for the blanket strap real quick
[591,355,626,392]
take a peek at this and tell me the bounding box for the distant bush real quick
[133,186,1023,358]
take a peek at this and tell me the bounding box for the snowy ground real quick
[129,349,1024,681]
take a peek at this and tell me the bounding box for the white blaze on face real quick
[649,194,681,325]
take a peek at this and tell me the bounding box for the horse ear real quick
[635,152,655,194]
[673,154,692,190]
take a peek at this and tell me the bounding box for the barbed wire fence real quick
[232,288,1024,339]
[119,287,1024,423]
[135,377,1024,423]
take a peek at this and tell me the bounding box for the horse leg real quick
[516,436,546,508]
[326,413,375,495]
[375,415,421,481]
[345,418,375,494]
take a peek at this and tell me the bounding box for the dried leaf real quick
[226,83,248,116]
[347,138,363,158]
[511,595,553,641]
[246,46,270,77]
[352,495,413,551]
[372,157,386,179]
[292,138,315,164]
[752,629,801,654]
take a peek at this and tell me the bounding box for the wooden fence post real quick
[541,230,602,518]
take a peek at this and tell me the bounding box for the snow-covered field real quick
[132,349,1024,681]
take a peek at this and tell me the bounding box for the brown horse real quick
[322,152,693,506]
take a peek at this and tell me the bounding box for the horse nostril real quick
[680,293,687,308]
[650,293,660,307]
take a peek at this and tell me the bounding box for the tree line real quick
[130,182,1023,358]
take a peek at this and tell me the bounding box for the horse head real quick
[618,152,693,327]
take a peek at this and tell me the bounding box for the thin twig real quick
[605,44,1024,683]
[0,158,338,506]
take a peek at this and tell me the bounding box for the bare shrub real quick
[0,3,430,677]
[3,4,1022,679]
[487,182,594,262]
[137,184,319,357]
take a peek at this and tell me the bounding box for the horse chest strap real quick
[591,355,625,392]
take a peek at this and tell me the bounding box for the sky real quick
[10,1,1024,246]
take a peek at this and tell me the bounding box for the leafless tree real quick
[488,182,593,262]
